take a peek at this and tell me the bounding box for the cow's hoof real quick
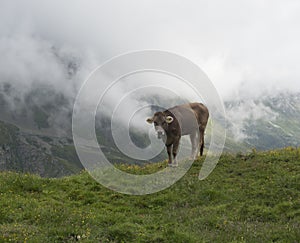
[172,163,178,167]
[168,163,173,167]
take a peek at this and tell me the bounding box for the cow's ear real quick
[166,116,174,123]
[146,118,154,124]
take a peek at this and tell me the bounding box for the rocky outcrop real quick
[0,121,82,177]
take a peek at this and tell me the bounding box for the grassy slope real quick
[0,148,300,242]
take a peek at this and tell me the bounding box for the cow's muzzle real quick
[157,131,164,139]
[155,126,165,139]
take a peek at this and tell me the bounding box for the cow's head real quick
[146,112,174,139]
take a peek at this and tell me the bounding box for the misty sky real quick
[1,0,300,101]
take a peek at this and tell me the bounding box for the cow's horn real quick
[146,117,154,124]
[166,116,174,123]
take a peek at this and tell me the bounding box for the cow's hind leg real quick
[199,127,205,156]
[190,131,199,159]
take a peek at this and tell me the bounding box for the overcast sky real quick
[1,0,300,100]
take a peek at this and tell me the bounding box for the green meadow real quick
[0,148,299,242]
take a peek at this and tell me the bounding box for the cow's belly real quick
[180,124,198,135]
[170,106,199,135]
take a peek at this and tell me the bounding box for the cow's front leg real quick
[166,144,173,166]
[172,138,180,167]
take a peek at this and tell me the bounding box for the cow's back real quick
[166,103,208,135]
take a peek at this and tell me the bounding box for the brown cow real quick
[146,103,209,167]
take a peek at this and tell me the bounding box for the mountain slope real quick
[225,92,300,151]
[1,85,300,177]
[0,121,82,177]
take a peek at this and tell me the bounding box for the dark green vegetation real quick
[1,148,299,242]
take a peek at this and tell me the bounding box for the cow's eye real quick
[154,122,158,126]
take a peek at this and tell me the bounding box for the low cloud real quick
[1,0,300,141]
[226,99,279,140]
